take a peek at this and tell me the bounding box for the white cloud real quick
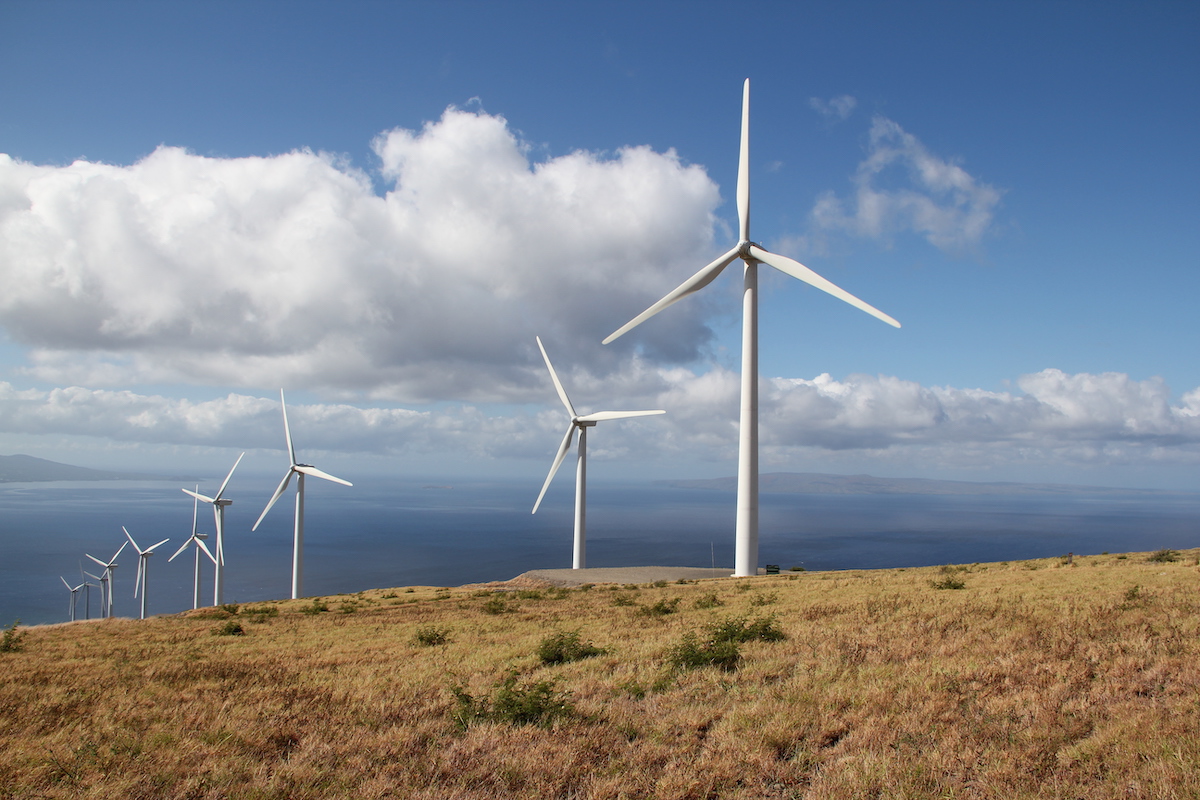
[4,370,1200,478]
[812,116,1001,254]
[0,108,722,401]
[809,95,857,121]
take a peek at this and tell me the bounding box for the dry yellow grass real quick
[2,549,1199,799]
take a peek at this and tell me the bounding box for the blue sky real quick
[0,0,1198,489]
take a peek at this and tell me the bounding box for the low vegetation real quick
[2,549,1199,798]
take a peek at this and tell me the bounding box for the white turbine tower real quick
[604,79,900,577]
[60,576,83,622]
[253,389,352,599]
[82,569,102,620]
[531,336,665,569]
[169,488,217,609]
[123,527,170,620]
[85,541,127,618]
[179,453,243,605]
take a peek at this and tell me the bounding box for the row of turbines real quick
[58,390,351,620]
[56,79,898,619]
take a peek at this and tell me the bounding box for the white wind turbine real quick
[604,79,900,577]
[85,541,127,618]
[82,569,102,620]
[531,336,665,569]
[253,389,352,599]
[123,527,170,620]
[179,453,243,605]
[169,488,217,609]
[60,576,83,622]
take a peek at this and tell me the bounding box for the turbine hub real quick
[737,240,758,260]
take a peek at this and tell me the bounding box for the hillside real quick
[2,550,1198,799]
[0,454,162,483]
[660,471,1185,496]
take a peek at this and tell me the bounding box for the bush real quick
[748,591,777,607]
[638,597,680,617]
[481,596,510,615]
[931,577,966,590]
[219,603,240,616]
[710,614,786,644]
[694,592,724,609]
[0,620,23,653]
[242,606,279,624]
[452,672,574,729]
[413,625,451,646]
[667,633,741,672]
[300,599,329,615]
[212,620,245,636]
[611,594,638,607]
[536,630,604,665]
[1148,549,1179,563]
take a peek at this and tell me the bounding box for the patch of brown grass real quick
[2,552,1198,798]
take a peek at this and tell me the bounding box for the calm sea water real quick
[3,476,1199,625]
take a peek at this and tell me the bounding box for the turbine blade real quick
[84,571,102,582]
[147,538,170,554]
[168,538,193,562]
[85,553,108,568]
[738,78,750,242]
[281,389,297,466]
[532,424,576,514]
[61,576,72,590]
[196,536,217,565]
[535,336,576,418]
[748,245,901,328]
[295,465,352,486]
[576,409,666,423]
[213,452,244,502]
[603,246,741,344]
[253,469,295,531]
[190,488,199,538]
[110,540,128,562]
[182,488,216,504]
[122,527,142,554]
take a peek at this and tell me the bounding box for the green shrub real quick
[219,603,240,616]
[748,591,777,607]
[242,606,279,624]
[611,594,638,607]
[694,592,724,609]
[452,672,574,729]
[536,630,605,665]
[638,597,680,617]
[413,625,451,646]
[709,614,786,644]
[931,577,966,590]
[1148,549,1179,563]
[212,620,245,636]
[300,599,329,615]
[788,565,806,572]
[481,596,510,615]
[667,633,741,672]
[0,620,23,653]
[651,580,668,588]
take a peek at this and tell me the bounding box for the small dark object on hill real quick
[413,626,451,646]
[1,620,23,653]
[1148,549,1179,563]
[536,630,605,665]
[212,620,245,636]
[452,672,574,729]
[931,577,967,590]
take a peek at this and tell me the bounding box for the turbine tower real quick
[180,453,243,605]
[253,389,352,599]
[123,527,170,620]
[531,336,665,569]
[604,79,900,577]
[82,569,102,620]
[85,541,127,618]
[169,488,217,609]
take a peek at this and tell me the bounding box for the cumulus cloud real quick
[4,370,1200,475]
[0,108,722,401]
[809,95,857,121]
[812,116,1001,254]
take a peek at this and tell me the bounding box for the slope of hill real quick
[0,454,162,482]
[660,471,1184,496]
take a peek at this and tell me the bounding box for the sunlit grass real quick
[2,550,1198,798]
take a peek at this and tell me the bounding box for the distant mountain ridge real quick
[659,471,1185,496]
[0,454,163,483]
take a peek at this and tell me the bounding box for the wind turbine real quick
[531,336,665,569]
[82,569,102,620]
[252,389,352,599]
[169,487,217,609]
[123,527,170,620]
[60,576,83,622]
[604,79,900,577]
[179,452,243,605]
[85,541,127,618]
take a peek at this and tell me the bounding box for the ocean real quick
[3,476,1199,626]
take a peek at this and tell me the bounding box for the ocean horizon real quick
[3,475,1199,626]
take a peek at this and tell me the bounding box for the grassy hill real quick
[2,550,1198,799]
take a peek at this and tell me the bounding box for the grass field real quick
[2,549,1198,799]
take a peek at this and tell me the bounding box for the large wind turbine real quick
[123,527,170,620]
[179,453,243,605]
[604,79,900,577]
[169,488,217,609]
[85,541,127,618]
[253,390,352,599]
[531,336,665,569]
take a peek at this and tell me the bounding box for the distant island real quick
[659,471,1185,496]
[0,454,166,483]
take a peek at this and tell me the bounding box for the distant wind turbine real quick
[85,541,127,618]
[604,79,900,577]
[531,336,665,569]
[123,527,170,620]
[179,453,243,605]
[169,488,217,609]
[82,569,102,620]
[60,576,83,622]
[253,390,352,599]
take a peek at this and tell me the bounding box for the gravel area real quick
[514,566,734,587]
